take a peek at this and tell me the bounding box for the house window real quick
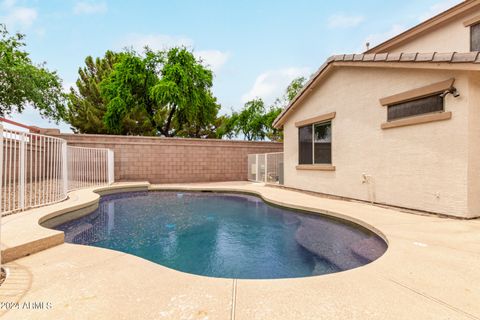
[298,125,312,164]
[298,121,332,164]
[471,23,480,51]
[387,94,444,121]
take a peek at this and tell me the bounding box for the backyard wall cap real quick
[49,133,282,145]
[272,51,480,129]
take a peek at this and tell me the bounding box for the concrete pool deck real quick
[0,181,479,319]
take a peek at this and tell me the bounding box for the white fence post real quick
[107,149,114,185]
[19,132,26,211]
[62,141,68,197]
[264,154,268,183]
[255,154,259,182]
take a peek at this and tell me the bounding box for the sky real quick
[1,0,463,132]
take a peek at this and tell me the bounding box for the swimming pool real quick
[54,191,387,279]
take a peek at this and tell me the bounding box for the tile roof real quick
[330,51,480,63]
[272,52,480,128]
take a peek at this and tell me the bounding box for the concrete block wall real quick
[51,134,283,183]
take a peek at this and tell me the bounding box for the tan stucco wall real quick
[467,74,480,217]
[387,9,480,53]
[283,66,478,218]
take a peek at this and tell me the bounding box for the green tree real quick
[152,47,220,137]
[177,114,233,139]
[0,24,65,120]
[230,77,307,141]
[99,50,158,135]
[68,51,155,135]
[264,107,283,141]
[215,113,238,139]
[233,98,267,141]
[285,76,306,102]
[101,47,220,137]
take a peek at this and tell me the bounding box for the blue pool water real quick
[54,192,387,279]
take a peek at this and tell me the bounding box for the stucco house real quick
[273,0,480,218]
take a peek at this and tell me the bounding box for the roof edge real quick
[272,51,480,128]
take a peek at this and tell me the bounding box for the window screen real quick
[387,95,444,121]
[298,121,332,165]
[298,125,313,164]
[314,122,332,164]
[471,23,480,52]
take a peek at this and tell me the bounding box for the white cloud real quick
[119,33,229,72]
[241,67,310,105]
[5,7,37,27]
[73,1,108,15]
[328,14,365,29]
[418,0,462,21]
[364,24,407,49]
[196,50,229,72]
[1,0,37,30]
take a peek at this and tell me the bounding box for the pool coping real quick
[0,182,150,263]
[1,181,390,264]
[1,181,479,319]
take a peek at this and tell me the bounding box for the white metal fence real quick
[0,126,67,215]
[247,152,284,185]
[0,125,114,216]
[67,146,114,190]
